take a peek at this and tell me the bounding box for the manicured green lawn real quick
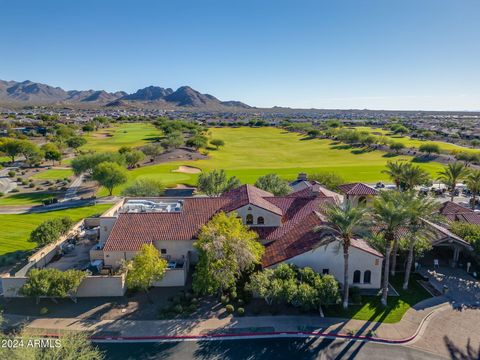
[355,126,479,154]
[323,274,431,323]
[81,122,162,152]
[0,204,111,257]
[30,168,73,180]
[99,127,444,195]
[0,193,54,206]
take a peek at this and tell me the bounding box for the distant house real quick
[439,201,480,226]
[337,183,378,206]
[97,184,383,289]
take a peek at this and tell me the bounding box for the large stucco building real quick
[96,182,384,289]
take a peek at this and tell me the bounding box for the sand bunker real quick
[91,132,112,138]
[172,165,202,174]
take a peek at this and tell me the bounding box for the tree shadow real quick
[331,302,390,360]
[192,337,335,360]
[444,335,480,360]
[382,153,399,158]
[330,144,353,150]
[351,148,375,155]
[97,341,180,360]
[411,156,434,163]
[142,136,162,142]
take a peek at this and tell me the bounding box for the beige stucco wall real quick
[99,217,117,247]
[76,275,126,297]
[153,240,194,261]
[2,274,126,298]
[103,251,137,268]
[1,277,27,297]
[103,240,195,268]
[234,204,281,227]
[153,268,186,287]
[343,194,375,207]
[269,242,382,289]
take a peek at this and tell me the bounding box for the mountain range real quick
[0,79,251,109]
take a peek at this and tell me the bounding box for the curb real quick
[36,304,445,345]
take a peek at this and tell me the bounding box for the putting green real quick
[98,127,444,195]
[81,122,161,152]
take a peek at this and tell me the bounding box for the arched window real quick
[257,216,265,225]
[246,214,253,225]
[363,270,371,284]
[353,270,361,283]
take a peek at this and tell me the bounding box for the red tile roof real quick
[104,198,229,251]
[439,201,480,224]
[104,184,383,266]
[222,185,283,215]
[262,213,383,267]
[337,183,378,196]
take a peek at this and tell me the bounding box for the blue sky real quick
[1,0,479,110]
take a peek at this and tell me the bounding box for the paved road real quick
[63,174,84,202]
[0,167,17,193]
[409,306,480,359]
[97,338,445,360]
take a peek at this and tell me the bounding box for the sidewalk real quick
[4,296,450,343]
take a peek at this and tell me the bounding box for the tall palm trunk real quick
[472,191,477,210]
[450,185,455,202]
[381,238,392,307]
[390,238,399,277]
[343,245,350,309]
[403,238,415,290]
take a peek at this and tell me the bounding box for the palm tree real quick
[465,169,480,210]
[370,191,409,306]
[314,202,369,309]
[382,161,406,189]
[437,162,467,202]
[401,192,439,290]
[400,164,430,191]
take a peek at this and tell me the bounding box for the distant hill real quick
[0,79,251,109]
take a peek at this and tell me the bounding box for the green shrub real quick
[187,304,197,313]
[225,304,234,313]
[230,290,237,300]
[172,296,181,305]
[8,170,16,177]
[21,180,28,186]
[0,192,4,197]
[350,286,362,304]
[28,182,35,188]
[10,188,19,193]
[39,307,49,315]
[237,299,244,306]
[191,297,198,305]
[237,307,245,316]
[220,295,229,305]
[17,177,22,182]
[173,304,183,314]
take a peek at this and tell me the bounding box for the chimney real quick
[297,172,308,181]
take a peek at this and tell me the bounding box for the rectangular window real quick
[322,268,329,275]
[160,249,167,254]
